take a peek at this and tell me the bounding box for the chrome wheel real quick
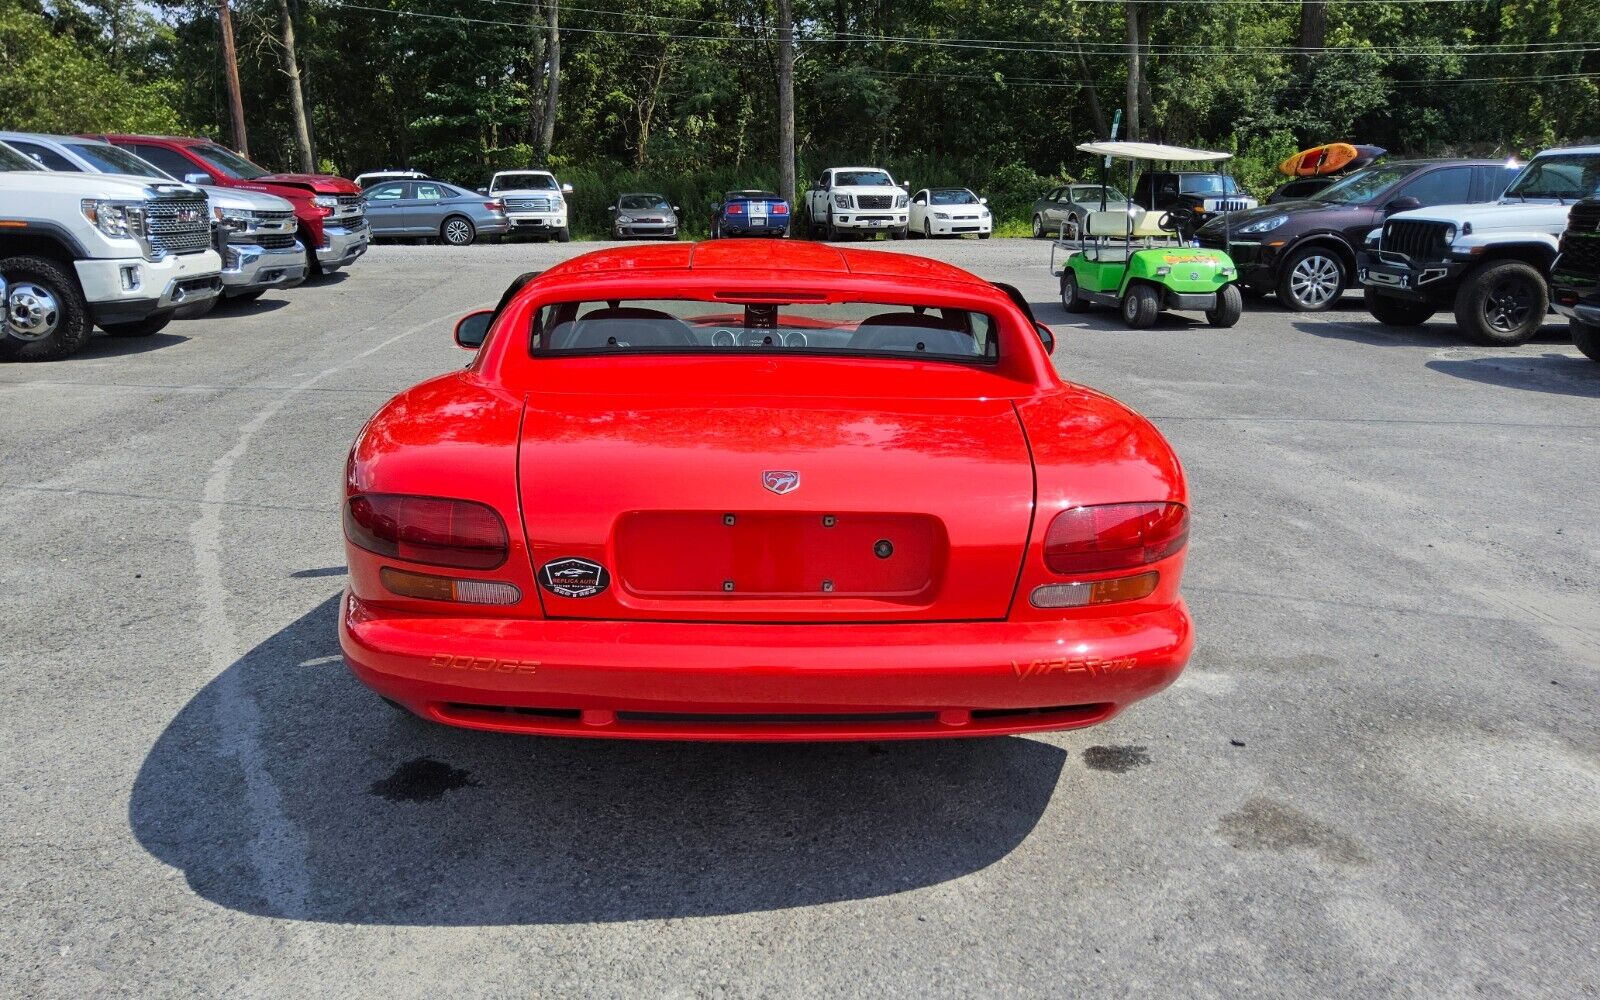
[1031,214,1043,238]
[1288,253,1341,308]
[442,218,473,245]
[6,282,60,342]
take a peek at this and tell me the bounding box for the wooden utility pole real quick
[276,0,315,171]
[538,1,561,160]
[777,0,796,205]
[218,0,249,157]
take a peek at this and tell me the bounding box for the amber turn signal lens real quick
[380,567,521,605]
[1030,571,1159,609]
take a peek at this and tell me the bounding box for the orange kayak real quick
[1280,143,1361,177]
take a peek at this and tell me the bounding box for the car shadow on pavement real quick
[129,596,1065,925]
[1426,353,1600,398]
[80,332,189,358]
[212,297,290,317]
[1292,318,1573,348]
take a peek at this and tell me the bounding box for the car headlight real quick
[833,193,851,209]
[895,195,909,209]
[1442,224,1457,243]
[81,199,147,240]
[616,215,634,224]
[933,212,950,220]
[311,194,339,210]
[1237,213,1289,235]
[218,208,253,232]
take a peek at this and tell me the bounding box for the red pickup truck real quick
[89,134,369,275]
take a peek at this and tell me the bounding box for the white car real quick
[908,187,992,239]
[803,166,910,240]
[483,170,571,242]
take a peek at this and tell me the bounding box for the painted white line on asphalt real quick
[189,312,456,918]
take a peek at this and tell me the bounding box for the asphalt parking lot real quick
[3,238,1597,998]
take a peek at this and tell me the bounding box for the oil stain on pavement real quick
[370,758,479,803]
[1082,745,1151,773]
[1219,797,1369,865]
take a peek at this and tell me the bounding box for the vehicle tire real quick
[441,215,475,246]
[302,235,322,277]
[711,220,721,240]
[1454,259,1547,345]
[1121,283,1161,329]
[1278,246,1345,312]
[1060,271,1090,313]
[978,232,990,240]
[807,209,825,240]
[825,211,840,242]
[0,255,93,362]
[1363,288,1435,327]
[1571,321,1600,363]
[555,226,572,243]
[1064,214,1082,241]
[101,314,172,338]
[1031,214,1045,239]
[172,296,216,320]
[1207,283,1244,328]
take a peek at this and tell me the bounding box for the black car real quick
[1267,177,1338,204]
[1551,198,1600,362]
[1196,159,1516,311]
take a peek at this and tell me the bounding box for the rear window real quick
[528,298,997,362]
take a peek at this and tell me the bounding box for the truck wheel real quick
[1031,215,1044,239]
[441,215,475,246]
[1454,260,1547,345]
[1278,247,1345,312]
[555,226,571,243]
[1571,321,1600,363]
[825,212,841,242]
[1363,288,1435,327]
[1207,284,1244,328]
[1121,283,1161,329]
[889,226,908,241]
[0,255,92,362]
[101,314,173,338]
[303,239,322,277]
[1060,272,1090,313]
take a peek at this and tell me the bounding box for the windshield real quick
[1311,164,1412,205]
[835,170,894,187]
[0,143,40,171]
[619,194,671,211]
[1179,175,1241,196]
[1503,153,1600,201]
[930,189,979,205]
[1070,185,1127,203]
[71,143,175,179]
[492,172,558,192]
[529,298,997,363]
[190,143,269,180]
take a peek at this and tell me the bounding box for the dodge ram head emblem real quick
[763,470,800,495]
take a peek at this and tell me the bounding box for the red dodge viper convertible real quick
[340,241,1193,740]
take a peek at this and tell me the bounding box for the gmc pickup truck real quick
[91,134,367,276]
[804,167,910,240]
[2,132,306,303]
[0,140,221,361]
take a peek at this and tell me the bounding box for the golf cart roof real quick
[1077,141,1232,163]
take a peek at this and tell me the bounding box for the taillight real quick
[772,203,789,215]
[727,203,745,215]
[344,494,509,569]
[1044,502,1188,575]
[485,201,504,213]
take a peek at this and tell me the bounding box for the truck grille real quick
[1211,199,1253,213]
[506,196,556,212]
[257,233,298,251]
[1382,219,1453,263]
[145,197,213,256]
[856,195,893,210]
[254,209,296,224]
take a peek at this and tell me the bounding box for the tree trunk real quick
[538,0,560,160]
[1297,0,1327,79]
[1123,2,1142,141]
[1074,42,1107,138]
[527,1,545,145]
[218,0,249,157]
[635,54,669,169]
[776,0,796,204]
[275,0,314,171]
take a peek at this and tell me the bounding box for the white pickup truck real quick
[483,170,571,242]
[1357,144,1600,344]
[0,140,221,361]
[803,167,911,241]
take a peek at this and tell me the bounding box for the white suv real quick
[484,170,571,242]
[0,141,221,361]
[804,167,911,241]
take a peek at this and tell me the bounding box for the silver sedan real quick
[1030,183,1131,239]
[361,180,511,246]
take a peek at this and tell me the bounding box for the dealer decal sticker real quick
[539,557,611,598]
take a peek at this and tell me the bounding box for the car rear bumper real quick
[340,592,1193,741]
[221,240,308,294]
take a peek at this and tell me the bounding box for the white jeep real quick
[1357,144,1600,344]
[0,140,222,361]
[484,170,571,242]
[804,167,910,241]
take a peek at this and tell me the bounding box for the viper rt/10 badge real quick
[539,557,610,598]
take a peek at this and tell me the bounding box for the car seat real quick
[560,306,697,349]
[847,312,978,355]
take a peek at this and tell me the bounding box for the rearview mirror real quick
[560,182,574,194]
[1035,323,1057,355]
[183,172,210,185]
[454,309,494,349]
[1384,196,1421,216]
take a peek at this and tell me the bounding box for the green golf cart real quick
[1050,141,1244,329]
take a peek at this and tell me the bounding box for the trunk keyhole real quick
[874,539,893,559]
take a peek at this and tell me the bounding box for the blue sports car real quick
[710,189,790,238]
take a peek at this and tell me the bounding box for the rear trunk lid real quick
[518,378,1033,622]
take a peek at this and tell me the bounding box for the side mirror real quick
[454,309,494,350]
[476,187,488,195]
[1384,196,1421,216]
[560,182,574,194]
[1035,323,1057,355]
[979,197,989,205]
[607,206,617,212]
[183,172,210,185]
[673,205,681,212]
